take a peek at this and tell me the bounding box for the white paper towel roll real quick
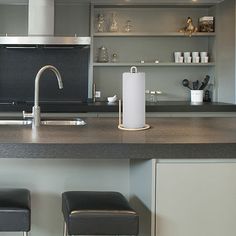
[122,67,145,129]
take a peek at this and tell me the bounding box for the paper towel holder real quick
[118,66,150,131]
[118,99,150,131]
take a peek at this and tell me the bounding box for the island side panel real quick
[155,160,236,236]
[130,159,157,236]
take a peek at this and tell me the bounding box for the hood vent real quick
[28,0,54,36]
[0,36,91,46]
[0,0,90,46]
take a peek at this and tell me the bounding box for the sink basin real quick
[0,120,32,125]
[0,118,86,126]
[41,118,86,126]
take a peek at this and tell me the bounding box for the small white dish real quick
[107,95,117,103]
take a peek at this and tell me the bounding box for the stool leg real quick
[23,232,28,236]
[63,222,68,236]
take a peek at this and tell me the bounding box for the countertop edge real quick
[0,143,235,159]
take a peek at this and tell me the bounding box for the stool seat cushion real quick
[62,191,139,235]
[0,188,31,232]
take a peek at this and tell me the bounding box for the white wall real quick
[0,5,27,35]
[0,3,90,36]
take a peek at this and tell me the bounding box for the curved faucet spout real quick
[27,65,64,127]
[34,65,63,108]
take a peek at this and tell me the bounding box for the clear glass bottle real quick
[150,91,156,103]
[111,53,118,63]
[145,90,150,103]
[96,13,105,32]
[109,12,118,32]
[97,46,109,62]
[124,20,133,32]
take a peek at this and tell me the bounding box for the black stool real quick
[0,188,31,236]
[62,191,139,236]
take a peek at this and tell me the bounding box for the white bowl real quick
[107,95,117,103]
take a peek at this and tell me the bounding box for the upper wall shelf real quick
[93,1,222,8]
[93,32,216,37]
[93,62,215,67]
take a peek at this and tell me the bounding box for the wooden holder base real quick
[118,124,150,131]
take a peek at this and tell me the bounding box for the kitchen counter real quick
[0,117,236,159]
[87,101,236,113]
[0,101,236,113]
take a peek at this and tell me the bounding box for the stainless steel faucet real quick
[23,65,63,127]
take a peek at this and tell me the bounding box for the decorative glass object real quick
[96,13,105,32]
[97,46,109,62]
[150,91,156,102]
[109,12,118,32]
[145,90,150,102]
[111,53,118,62]
[124,20,133,32]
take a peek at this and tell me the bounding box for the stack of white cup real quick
[174,52,183,63]
[200,52,208,63]
[183,52,191,63]
[174,51,209,63]
[192,52,200,63]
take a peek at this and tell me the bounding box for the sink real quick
[0,118,86,126]
[41,118,86,126]
[0,120,32,125]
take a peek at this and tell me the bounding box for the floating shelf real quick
[93,62,215,67]
[93,32,216,37]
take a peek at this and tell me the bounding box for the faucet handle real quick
[23,110,33,119]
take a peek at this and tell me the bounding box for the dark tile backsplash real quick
[0,46,89,103]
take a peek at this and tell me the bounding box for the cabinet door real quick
[155,162,236,236]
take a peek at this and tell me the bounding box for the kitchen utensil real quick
[191,90,203,104]
[199,75,210,90]
[182,79,192,89]
[192,80,199,90]
[204,90,211,102]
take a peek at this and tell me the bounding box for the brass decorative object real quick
[179,17,198,37]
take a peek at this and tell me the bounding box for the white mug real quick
[179,56,184,63]
[192,52,199,58]
[193,56,200,63]
[201,56,209,63]
[184,52,191,58]
[174,52,182,63]
[200,52,208,58]
[184,56,192,63]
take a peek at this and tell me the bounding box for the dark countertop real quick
[0,117,236,159]
[88,101,236,113]
[0,101,236,113]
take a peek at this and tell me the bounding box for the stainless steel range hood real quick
[0,0,90,46]
[0,36,91,46]
[28,0,54,36]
